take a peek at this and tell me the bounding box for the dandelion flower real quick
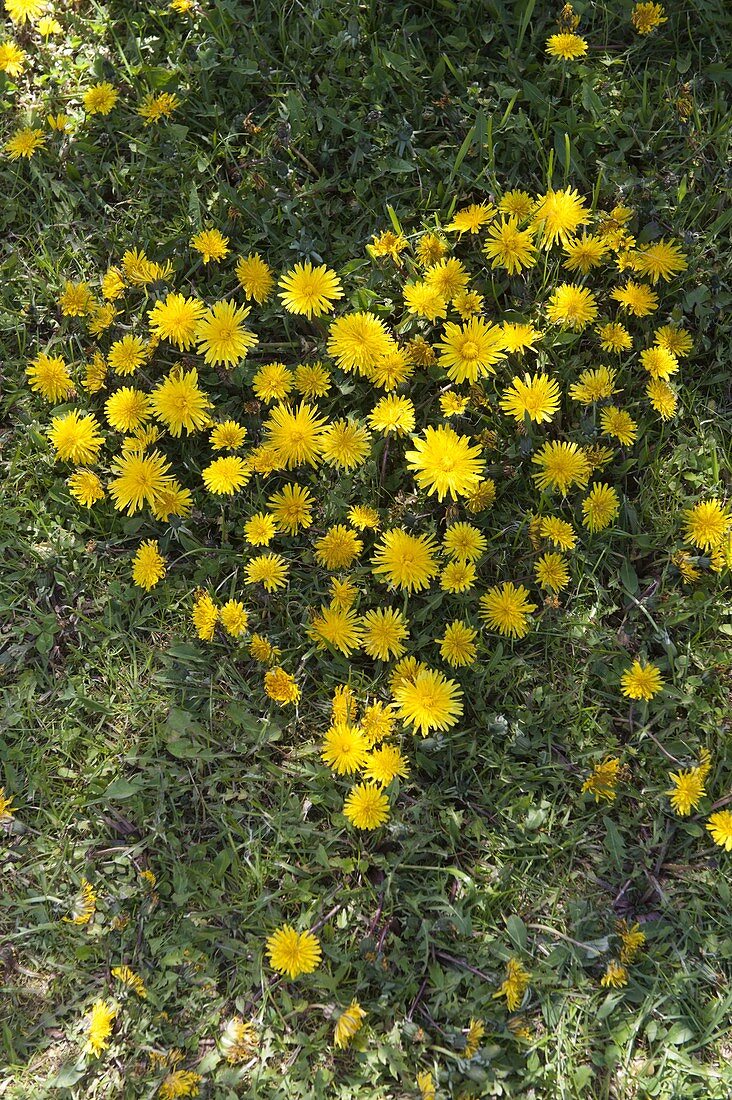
[236,252,274,303]
[368,394,416,435]
[210,420,246,451]
[633,239,686,283]
[192,591,218,640]
[646,378,677,420]
[532,187,589,248]
[321,723,369,775]
[582,483,620,532]
[446,202,495,234]
[83,83,118,116]
[532,440,590,494]
[362,744,410,785]
[362,607,409,661]
[563,233,607,274]
[67,878,97,924]
[26,352,74,403]
[539,515,577,549]
[582,757,621,802]
[406,425,484,501]
[403,280,448,321]
[109,451,174,515]
[309,604,363,656]
[483,217,537,275]
[640,345,679,380]
[631,2,667,34]
[597,321,632,352]
[151,367,212,436]
[0,42,26,77]
[601,961,628,989]
[266,925,321,979]
[683,499,730,551]
[195,299,257,366]
[443,522,486,562]
[706,811,732,851]
[111,965,147,999]
[372,529,439,593]
[617,920,646,964]
[611,280,658,316]
[279,261,343,318]
[68,468,105,507]
[265,402,327,469]
[219,600,249,637]
[132,540,166,589]
[480,582,537,638]
[569,365,618,404]
[108,335,147,376]
[327,311,394,375]
[666,768,705,816]
[424,257,470,301]
[654,324,692,357]
[501,321,542,354]
[252,361,295,403]
[148,293,205,350]
[220,1017,259,1064]
[244,512,276,547]
[546,32,588,59]
[159,1070,202,1098]
[438,317,506,384]
[440,560,477,593]
[393,667,463,736]
[314,525,363,569]
[417,1071,436,1100]
[349,504,380,530]
[500,372,560,424]
[191,227,229,263]
[334,1001,367,1049]
[534,552,569,591]
[48,410,104,464]
[320,419,371,470]
[5,0,44,22]
[268,483,314,533]
[245,553,289,591]
[264,666,299,703]
[546,283,598,330]
[86,1000,116,1056]
[293,362,332,399]
[620,660,664,701]
[343,783,390,829]
[600,406,637,446]
[438,620,478,667]
[493,958,530,1011]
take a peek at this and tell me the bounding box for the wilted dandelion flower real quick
[132,540,166,589]
[582,757,621,802]
[545,32,588,59]
[438,620,478,667]
[600,961,628,989]
[494,958,530,1011]
[417,1071,436,1100]
[138,91,179,123]
[666,767,705,816]
[631,2,667,34]
[245,553,289,592]
[321,723,369,775]
[220,1017,258,1064]
[683,499,730,551]
[500,372,560,424]
[83,83,118,115]
[196,300,257,366]
[483,217,537,274]
[191,227,229,263]
[67,878,97,924]
[706,811,732,851]
[393,667,463,735]
[582,483,620,532]
[362,607,409,661]
[480,582,537,638]
[111,965,147,998]
[334,1001,367,1049]
[148,293,205,350]
[279,261,343,318]
[236,253,274,303]
[372,529,439,593]
[620,660,664,701]
[617,920,646,964]
[343,782,390,829]
[532,440,590,494]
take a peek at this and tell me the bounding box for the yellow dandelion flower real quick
[245,553,289,591]
[620,660,664,701]
[706,811,732,851]
[343,782,390,829]
[581,483,620,532]
[438,317,506,384]
[493,958,530,1011]
[85,1000,116,1056]
[321,722,369,775]
[438,620,478,667]
[334,1001,367,1049]
[236,252,274,303]
[546,32,588,59]
[195,299,257,366]
[532,440,590,494]
[132,539,166,590]
[683,499,730,551]
[191,227,229,263]
[279,260,343,318]
[372,529,439,593]
[361,607,409,661]
[83,83,119,115]
[480,582,537,638]
[392,667,463,736]
[483,217,537,275]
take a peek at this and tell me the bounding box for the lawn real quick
[1,1,731,1097]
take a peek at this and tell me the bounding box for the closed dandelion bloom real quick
[683,499,730,551]
[440,560,477,593]
[265,402,327,469]
[611,280,658,316]
[138,91,179,124]
[210,420,246,451]
[500,372,560,424]
[67,878,97,924]
[152,368,212,436]
[343,782,390,829]
[264,666,300,704]
[582,483,620,532]
[192,591,218,640]
[438,317,506,384]
[349,504,380,530]
[666,767,705,816]
[362,607,409,661]
[631,2,667,34]
[220,1016,258,1064]
[245,553,289,591]
[640,345,679,380]
[438,620,478,667]
[109,451,174,515]
[321,722,369,774]
[321,419,371,470]
[601,961,628,989]
[417,1071,436,1100]
[464,1017,486,1058]
[279,261,343,318]
[108,334,147,376]
[252,362,295,403]
[27,352,74,403]
[88,303,117,335]
[68,468,104,507]
[597,321,632,352]
[446,202,495,234]
[706,811,732,851]
[617,920,646,964]
[563,233,607,274]
[268,483,314,533]
[0,41,27,77]
[406,425,484,501]
[111,965,147,998]
[48,410,104,464]
[493,958,530,1011]
[294,362,332,399]
[600,406,637,446]
[363,744,409,785]
[568,365,618,404]
[105,387,151,432]
[83,83,119,115]
[372,529,439,593]
[86,1000,116,1056]
[532,187,589,248]
[403,280,448,322]
[314,525,363,569]
[159,1070,202,1098]
[620,660,664,701]
[483,217,537,275]
[327,311,394,375]
[219,600,248,637]
[59,280,94,316]
[196,300,257,366]
[546,31,588,59]
[480,582,537,639]
[132,540,166,590]
[309,604,363,656]
[535,552,569,591]
[334,1001,367,1049]
[369,394,415,435]
[393,667,463,736]
[443,522,486,562]
[539,515,577,549]
[148,293,205,350]
[546,283,598,330]
[332,684,357,724]
[532,440,590,494]
[654,324,692,357]
[191,227,229,263]
[236,252,274,303]
[244,512,276,546]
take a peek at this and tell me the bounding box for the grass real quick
[2,0,732,1097]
